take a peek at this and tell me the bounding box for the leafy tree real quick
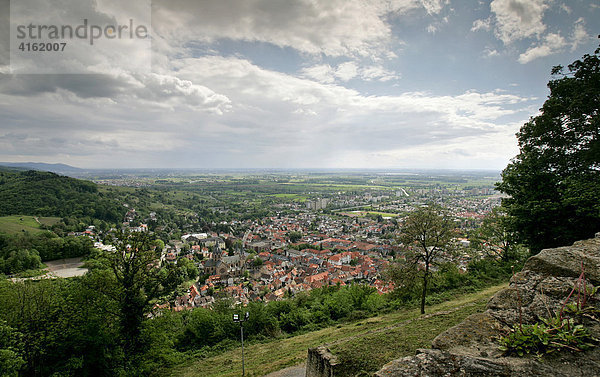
[0,320,25,376]
[153,239,165,251]
[252,257,264,267]
[471,207,521,261]
[287,231,303,243]
[103,232,182,364]
[0,232,94,274]
[394,205,456,314]
[176,257,199,281]
[497,41,600,253]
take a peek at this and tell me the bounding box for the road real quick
[262,363,305,377]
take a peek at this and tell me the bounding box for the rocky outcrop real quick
[376,233,600,377]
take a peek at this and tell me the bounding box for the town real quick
[83,170,504,311]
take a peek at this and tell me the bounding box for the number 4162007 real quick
[18,42,67,52]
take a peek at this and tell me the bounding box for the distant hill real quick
[0,170,124,222]
[0,162,83,174]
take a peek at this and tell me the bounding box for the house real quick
[201,237,226,249]
[328,252,351,266]
[248,240,271,252]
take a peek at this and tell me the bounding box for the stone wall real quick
[375,233,600,377]
[306,346,340,377]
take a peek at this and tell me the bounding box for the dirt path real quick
[45,257,88,278]
[262,363,305,377]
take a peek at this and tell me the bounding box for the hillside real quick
[0,215,61,235]
[0,169,124,222]
[375,233,600,376]
[0,162,83,175]
[157,284,506,377]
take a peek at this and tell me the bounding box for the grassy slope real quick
[0,215,60,234]
[330,298,487,376]
[159,284,506,377]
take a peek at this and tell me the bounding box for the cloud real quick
[131,74,232,113]
[9,0,152,74]
[335,62,359,81]
[560,3,572,14]
[0,72,231,114]
[2,0,556,169]
[357,123,523,169]
[471,17,492,32]
[151,0,448,59]
[0,54,535,168]
[301,62,399,83]
[152,0,398,58]
[517,33,566,63]
[359,65,400,81]
[420,0,447,15]
[570,18,590,51]
[172,56,532,151]
[484,48,500,57]
[427,24,438,33]
[301,65,335,84]
[490,0,549,44]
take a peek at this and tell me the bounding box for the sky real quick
[0,0,598,170]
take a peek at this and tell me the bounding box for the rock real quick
[374,234,600,377]
[432,312,497,347]
[524,237,600,283]
[306,346,339,377]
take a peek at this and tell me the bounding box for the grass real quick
[9,266,48,278]
[330,300,486,376]
[269,193,308,201]
[0,215,60,234]
[158,284,506,377]
[39,217,61,227]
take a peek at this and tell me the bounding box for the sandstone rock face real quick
[375,233,600,377]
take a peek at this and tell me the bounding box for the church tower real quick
[212,244,223,261]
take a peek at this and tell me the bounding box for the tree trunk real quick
[421,268,428,314]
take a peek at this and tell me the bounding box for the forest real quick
[0,232,95,275]
[0,170,125,223]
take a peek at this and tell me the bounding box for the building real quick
[203,244,246,278]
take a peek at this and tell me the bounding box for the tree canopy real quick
[470,207,522,262]
[394,205,456,314]
[0,170,125,223]
[497,41,600,253]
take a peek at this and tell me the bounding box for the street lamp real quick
[233,311,250,376]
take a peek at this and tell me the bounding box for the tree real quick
[497,40,600,253]
[396,205,455,314]
[287,231,302,243]
[153,239,165,251]
[471,207,520,261]
[104,232,182,364]
[252,257,264,268]
[0,320,25,376]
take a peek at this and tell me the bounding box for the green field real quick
[339,210,400,218]
[268,193,308,201]
[365,211,400,217]
[158,284,506,377]
[0,215,60,234]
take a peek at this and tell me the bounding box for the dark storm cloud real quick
[0,74,128,98]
